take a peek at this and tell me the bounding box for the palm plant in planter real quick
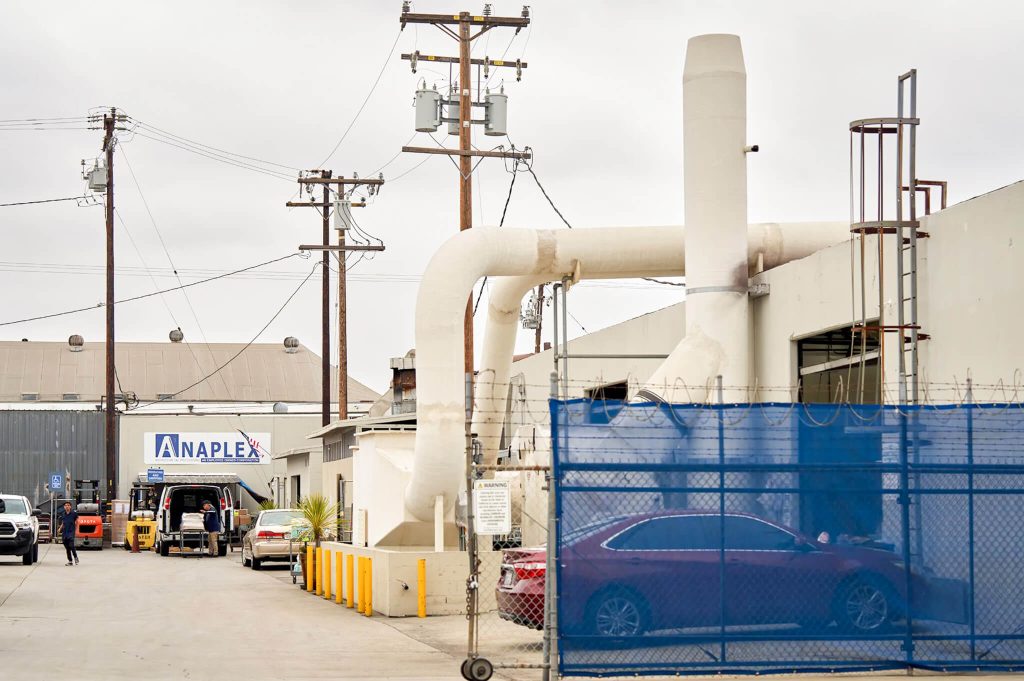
[295,493,342,587]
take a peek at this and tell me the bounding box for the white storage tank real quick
[484,89,508,137]
[414,86,441,133]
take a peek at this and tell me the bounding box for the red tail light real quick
[256,531,285,539]
[514,562,546,580]
[220,498,226,510]
[164,497,170,510]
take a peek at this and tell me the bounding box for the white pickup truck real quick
[0,494,40,565]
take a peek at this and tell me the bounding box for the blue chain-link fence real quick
[550,399,1024,676]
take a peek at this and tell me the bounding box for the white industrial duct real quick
[407,225,683,521]
[641,34,750,404]
[471,221,850,464]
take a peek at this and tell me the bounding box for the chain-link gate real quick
[462,437,553,681]
[552,397,1024,677]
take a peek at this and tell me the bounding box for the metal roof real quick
[0,340,379,404]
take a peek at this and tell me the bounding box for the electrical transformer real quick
[484,90,508,137]
[414,86,441,133]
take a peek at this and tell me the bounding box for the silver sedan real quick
[241,509,305,569]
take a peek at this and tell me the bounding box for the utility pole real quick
[287,174,385,424]
[103,109,116,501]
[400,5,533,390]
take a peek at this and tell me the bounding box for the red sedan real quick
[498,511,949,638]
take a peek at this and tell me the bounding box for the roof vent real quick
[68,335,84,352]
[283,336,300,354]
[169,328,184,343]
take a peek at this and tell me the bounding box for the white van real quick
[155,484,234,556]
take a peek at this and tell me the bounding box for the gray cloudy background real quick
[1,0,1021,393]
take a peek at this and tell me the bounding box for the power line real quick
[128,263,320,411]
[131,119,302,171]
[0,252,304,327]
[318,27,404,167]
[130,132,295,182]
[526,165,573,229]
[0,196,88,208]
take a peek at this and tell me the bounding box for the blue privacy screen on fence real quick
[551,399,1024,676]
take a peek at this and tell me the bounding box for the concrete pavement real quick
[0,542,463,680]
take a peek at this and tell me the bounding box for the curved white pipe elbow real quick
[407,225,684,521]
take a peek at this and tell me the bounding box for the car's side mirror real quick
[32,509,42,517]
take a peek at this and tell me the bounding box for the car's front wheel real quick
[835,576,896,633]
[589,588,649,637]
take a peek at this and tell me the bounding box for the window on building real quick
[291,475,301,507]
[584,381,629,401]
[797,325,880,404]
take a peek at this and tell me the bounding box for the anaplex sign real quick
[143,432,271,465]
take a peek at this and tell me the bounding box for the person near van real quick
[202,501,221,556]
[57,501,79,566]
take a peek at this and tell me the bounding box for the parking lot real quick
[0,543,464,680]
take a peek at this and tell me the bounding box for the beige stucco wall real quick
[320,541,499,617]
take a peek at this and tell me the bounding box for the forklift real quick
[123,483,158,552]
[73,480,104,550]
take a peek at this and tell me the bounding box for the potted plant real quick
[295,494,341,588]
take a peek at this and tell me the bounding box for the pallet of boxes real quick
[170,512,207,557]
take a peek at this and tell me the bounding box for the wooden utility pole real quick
[337,176,347,421]
[287,175,385,423]
[458,16,474,378]
[320,170,332,427]
[103,108,116,500]
[399,8,532,387]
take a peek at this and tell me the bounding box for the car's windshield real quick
[1,498,28,515]
[261,510,304,526]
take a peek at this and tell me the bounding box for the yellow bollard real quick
[359,557,367,613]
[323,550,331,600]
[306,545,314,593]
[365,557,373,617]
[335,551,343,604]
[417,558,427,618]
[345,554,354,608]
[315,547,323,595]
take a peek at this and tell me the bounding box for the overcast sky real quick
[1,0,1022,394]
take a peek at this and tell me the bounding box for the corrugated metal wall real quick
[0,410,110,506]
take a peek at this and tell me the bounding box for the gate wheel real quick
[468,658,493,680]
[460,659,472,680]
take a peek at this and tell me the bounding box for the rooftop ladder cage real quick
[848,69,947,408]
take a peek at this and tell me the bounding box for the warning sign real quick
[473,479,512,535]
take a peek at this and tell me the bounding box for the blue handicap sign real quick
[146,468,164,484]
[50,473,63,490]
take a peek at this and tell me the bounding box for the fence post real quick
[967,378,977,660]
[899,404,915,670]
[465,371,479,663]
[542,370,559,681]
[716,375,727,664]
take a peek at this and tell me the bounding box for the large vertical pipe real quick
[640,34,750,403]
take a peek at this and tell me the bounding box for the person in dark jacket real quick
[57,501,79,566]
[202,501,222,556]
